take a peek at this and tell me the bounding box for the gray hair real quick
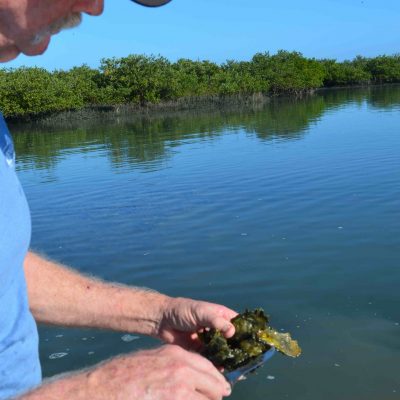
[31,13,82,45]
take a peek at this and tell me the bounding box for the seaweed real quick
[200,308,301,371]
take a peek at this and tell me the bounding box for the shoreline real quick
[7,92,273,126]
[7,83,399,127]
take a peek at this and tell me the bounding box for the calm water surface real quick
[12,86,400,400]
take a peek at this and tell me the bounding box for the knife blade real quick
[225,347,276,386]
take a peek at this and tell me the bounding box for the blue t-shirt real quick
[0,114,41,399]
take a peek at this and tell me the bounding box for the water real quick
[12,86,400,400]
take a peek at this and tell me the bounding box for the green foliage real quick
[172,59,221,96]
[0,67,79,117]
[1,52,400,118]
[252,51,325,94]
[320,59,371,86]
[218,60,265,95]
[54,65,104,105]
[366,55,400,83]
[99,55,177,105]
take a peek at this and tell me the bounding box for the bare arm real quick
[24,251,170,336]
[24,251,236,345]
[19,346,232,400]
[21,251,236,399]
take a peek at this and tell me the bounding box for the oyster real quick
[201,308,301,371]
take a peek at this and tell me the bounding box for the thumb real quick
[210,316,236,338]
[194,304,237,338]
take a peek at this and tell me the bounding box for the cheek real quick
[0,0,63,57]
[23,0,71,33]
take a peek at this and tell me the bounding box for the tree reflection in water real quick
[10,85,400,173]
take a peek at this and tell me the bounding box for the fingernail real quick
[223,324,232,332]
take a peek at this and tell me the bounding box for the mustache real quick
[49,12,82,34]
[31,13,82,45]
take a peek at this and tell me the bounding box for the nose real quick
[72,0,104,16]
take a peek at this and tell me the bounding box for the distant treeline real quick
[1,51,400,118]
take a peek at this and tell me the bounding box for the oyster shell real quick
[200,308,301,371]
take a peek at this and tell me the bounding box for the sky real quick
[7,0,400,71]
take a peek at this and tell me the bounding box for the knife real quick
[224,347,276,386]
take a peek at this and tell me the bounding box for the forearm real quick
[18,370,89,400]
[24,251,171,336]
[18,346,231,400]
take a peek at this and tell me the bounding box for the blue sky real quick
[7,0,400,71]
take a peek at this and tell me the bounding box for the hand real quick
[157,297,238,350]
[85,345,232,400]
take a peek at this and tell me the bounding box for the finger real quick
[161,330,203,351]
[183,366,230,400]
[194,304,238,338]
[210,316,236,338]
[162,346,231,398]
[193,372,231,400]
[179,350,229,390]
[192,390,214,400]
[176,332,203,351]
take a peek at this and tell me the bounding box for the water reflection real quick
[243,95,326,140]
[10,85,400,172]
[12,85,400,399]
[368,85,400,111]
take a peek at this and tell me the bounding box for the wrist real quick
[114,286,172,337]
[156,296,191,333]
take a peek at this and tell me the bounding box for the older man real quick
[0,1,235,399]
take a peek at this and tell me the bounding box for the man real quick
[0,1,236,398]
